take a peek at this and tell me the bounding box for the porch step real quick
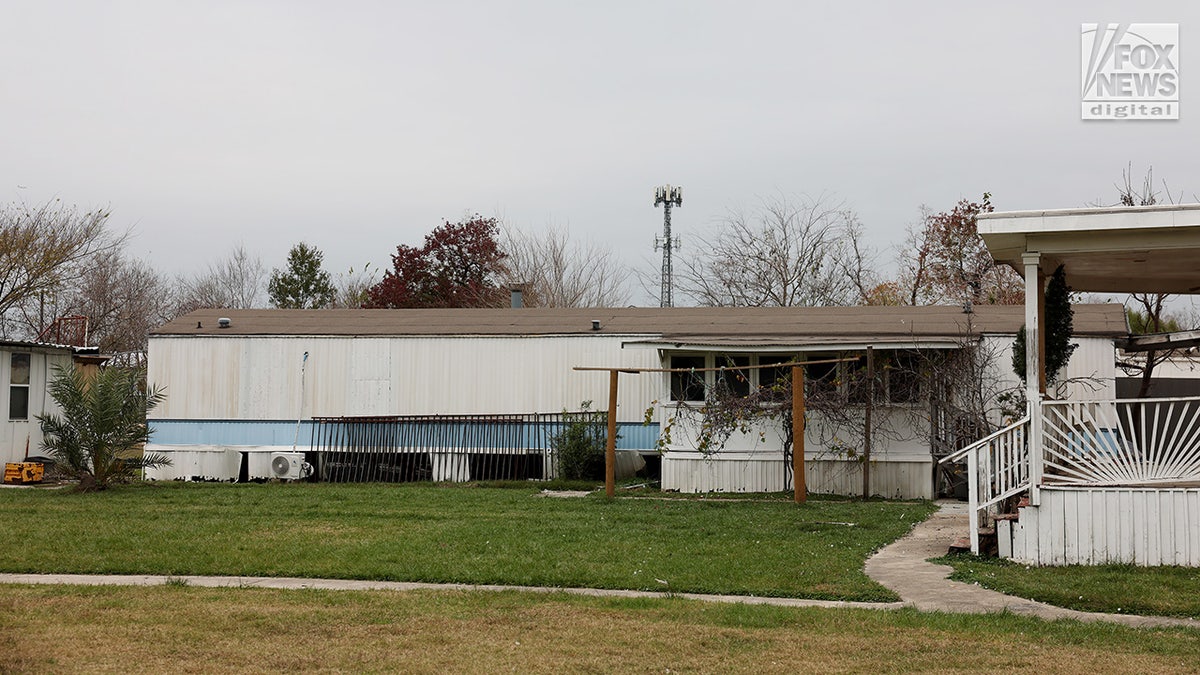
[949,527,997,555]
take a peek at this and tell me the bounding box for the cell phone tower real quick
[654,185,682,307]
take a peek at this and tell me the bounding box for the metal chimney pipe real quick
[510,287,523,309]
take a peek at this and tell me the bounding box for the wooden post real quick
[863,346,874,500]
[605,369,618,498]
[792,365,806,504]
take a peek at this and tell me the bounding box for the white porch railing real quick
[940,396,1200,556]
[1041,396,1200,486]
[939,416,1030,554]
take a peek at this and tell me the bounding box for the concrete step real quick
[948,527,997,556]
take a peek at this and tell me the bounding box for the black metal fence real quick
[309,412,601,483]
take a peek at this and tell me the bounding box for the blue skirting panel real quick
[149,419,661,451]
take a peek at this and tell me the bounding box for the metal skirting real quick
[661,453,933,499]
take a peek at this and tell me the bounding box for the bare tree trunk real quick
[1138,348,1157,398]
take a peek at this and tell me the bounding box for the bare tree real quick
[175,244,266,312]
[1104,164,1195,397]
[840,216,884,305]
[0,199,123,338]
[332,263,379,309]
[892,208,937,306]
[33,251,175,356]
[677,194,860,307]
[501,225,631,307]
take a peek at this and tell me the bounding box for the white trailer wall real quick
[658,410,934,498]
[148,334,663,422]
[1,347,74,465]
[980,335,1116,405]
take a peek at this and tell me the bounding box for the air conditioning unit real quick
[270,452,310,481]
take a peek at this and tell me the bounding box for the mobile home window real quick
[670,355,707,402]
[715,355,751,398]
[887,353,921,404]
[757,354,795,391]
[9,353,30,420]
[805,358,839,400]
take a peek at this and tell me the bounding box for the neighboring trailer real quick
[146,305,1126,498]
[0,341,80,466]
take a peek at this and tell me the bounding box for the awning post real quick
[1022,252,1043,505]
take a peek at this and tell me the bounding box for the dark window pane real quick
[10,353,30,385]
[670,355,706,402]
[758,354,794,391]
[888,354,921,404]
[806,359,839,400]
[716,355,751,398]
[847,358,872,404]
[9,386,28,419]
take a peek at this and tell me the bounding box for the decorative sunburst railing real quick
[1042,396,1200,487]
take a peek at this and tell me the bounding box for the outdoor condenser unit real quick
[269,452,310,481]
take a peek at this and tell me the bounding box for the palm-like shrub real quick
[37,365,170,491]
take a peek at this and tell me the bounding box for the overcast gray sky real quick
[2,1,1196,303]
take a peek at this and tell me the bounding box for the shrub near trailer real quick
[37,365,170,491]
[551,402,607,481]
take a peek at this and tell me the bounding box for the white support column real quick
[1022,252,1043,506]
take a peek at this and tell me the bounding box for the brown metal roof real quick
[153,304,1128,344]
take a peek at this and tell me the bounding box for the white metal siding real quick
[661,453,932,498]
[805,458,933,499]
[1,349,73,464]
[659,406,932,462]
[1007,487,1200,566]
[148,335,663,422]
[1062,337,1116,400]
[981,335,1115,403]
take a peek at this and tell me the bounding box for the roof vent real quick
[591,320,601,331]
[217,317,232,329]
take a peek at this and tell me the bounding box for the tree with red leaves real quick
[366,216,508,308]
[915,193,1023,306]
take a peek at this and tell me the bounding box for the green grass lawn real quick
[2,585,1197,673]
[938,554,1200,619]
[0,482,934,601]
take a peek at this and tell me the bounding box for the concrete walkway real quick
[864,500,1198,629]
[0,572,902,611]
[1,501,1196,629]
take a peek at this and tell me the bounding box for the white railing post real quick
[939,417,1032,555]
[1022,252,1043,506]
[967,447,980,554]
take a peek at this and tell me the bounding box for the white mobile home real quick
[146,305,1125,498]
[1,341,99,465]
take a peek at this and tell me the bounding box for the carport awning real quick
[1118,330,1200,352]
[978,203,1200,294]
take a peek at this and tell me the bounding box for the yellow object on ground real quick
[3,463,44,484]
